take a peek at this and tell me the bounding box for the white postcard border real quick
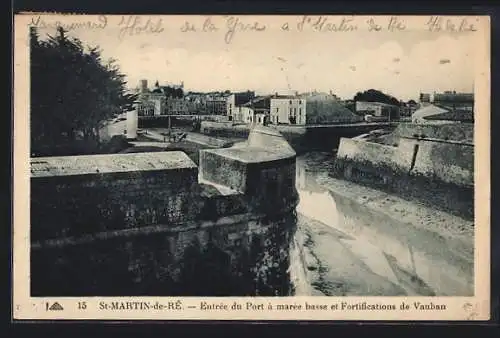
[13,14,491,321]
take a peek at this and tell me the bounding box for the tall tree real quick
[30,26,137,156]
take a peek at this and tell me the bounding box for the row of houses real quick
[226,91,362,126]
[135,78,474,125]
[135,80,228,116]
[225,90,474,126]
[225,91,436,126]
[135,78,362,126]
[226,92,307,125]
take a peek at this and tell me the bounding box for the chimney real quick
[295,91,299,97]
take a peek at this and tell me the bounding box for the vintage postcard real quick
[13,14,490,321]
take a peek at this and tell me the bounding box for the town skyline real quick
[134,78,473,102]
[33,15,477,101]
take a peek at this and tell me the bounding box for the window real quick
[299,108,302,114]
[289,100,292,104]
[294,108,297,114]
[289,108,292,115]
[299,100,302,104]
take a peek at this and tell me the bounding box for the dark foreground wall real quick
[31,211,297,296]
[31,127,299,296]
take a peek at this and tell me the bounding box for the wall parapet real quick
[31,127,299,241]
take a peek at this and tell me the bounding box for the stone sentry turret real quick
[199,125,299,216]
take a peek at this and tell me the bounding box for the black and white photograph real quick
[13,14,490,320]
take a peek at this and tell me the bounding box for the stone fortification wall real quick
[335,138,414,174]
[332,124,474,219]
[394,122,474,143]
[31,127,299,296]
[31,152,199,242]
[185,132,233,148]
[200,121,250,138]
[200,121,396,154]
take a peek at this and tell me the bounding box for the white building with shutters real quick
[269,95,307,125]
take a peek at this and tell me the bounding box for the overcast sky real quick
[32,15,479,101]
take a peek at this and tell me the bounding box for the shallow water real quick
[290,152,474,296]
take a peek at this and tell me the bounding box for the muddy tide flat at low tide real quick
[291,152,474,297]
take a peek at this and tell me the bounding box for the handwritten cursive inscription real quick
[118,16,164,40]
[180,20,197,32]
[387,16,406,32]
[367,18,382,32]
[297,16,358,33]
[29,15,108,31]
[202,17,219,32]
[224,16,266,44]
[426,16,477,32]
[180,17,219,33]
[29,14,481,44]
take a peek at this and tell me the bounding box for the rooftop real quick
[412,104,450,120]
[202,125,296,163]
[301,92,339,101]
[31,151,197,178]
[433,93,474,103]
[233,91,256,105]
[241,96,272,108]
[356,101,399,107]
[271,95,299,99]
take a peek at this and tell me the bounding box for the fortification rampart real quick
[30,126,299,296]
[332,123,474,219]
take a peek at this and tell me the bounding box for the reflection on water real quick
[291,152,474,296]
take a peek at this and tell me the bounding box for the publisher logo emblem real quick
[46,302,64,311]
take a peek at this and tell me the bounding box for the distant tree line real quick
[353,89,401,106]
[165,87,184,99]
[153,81,184,99]
[30,26,137,156]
